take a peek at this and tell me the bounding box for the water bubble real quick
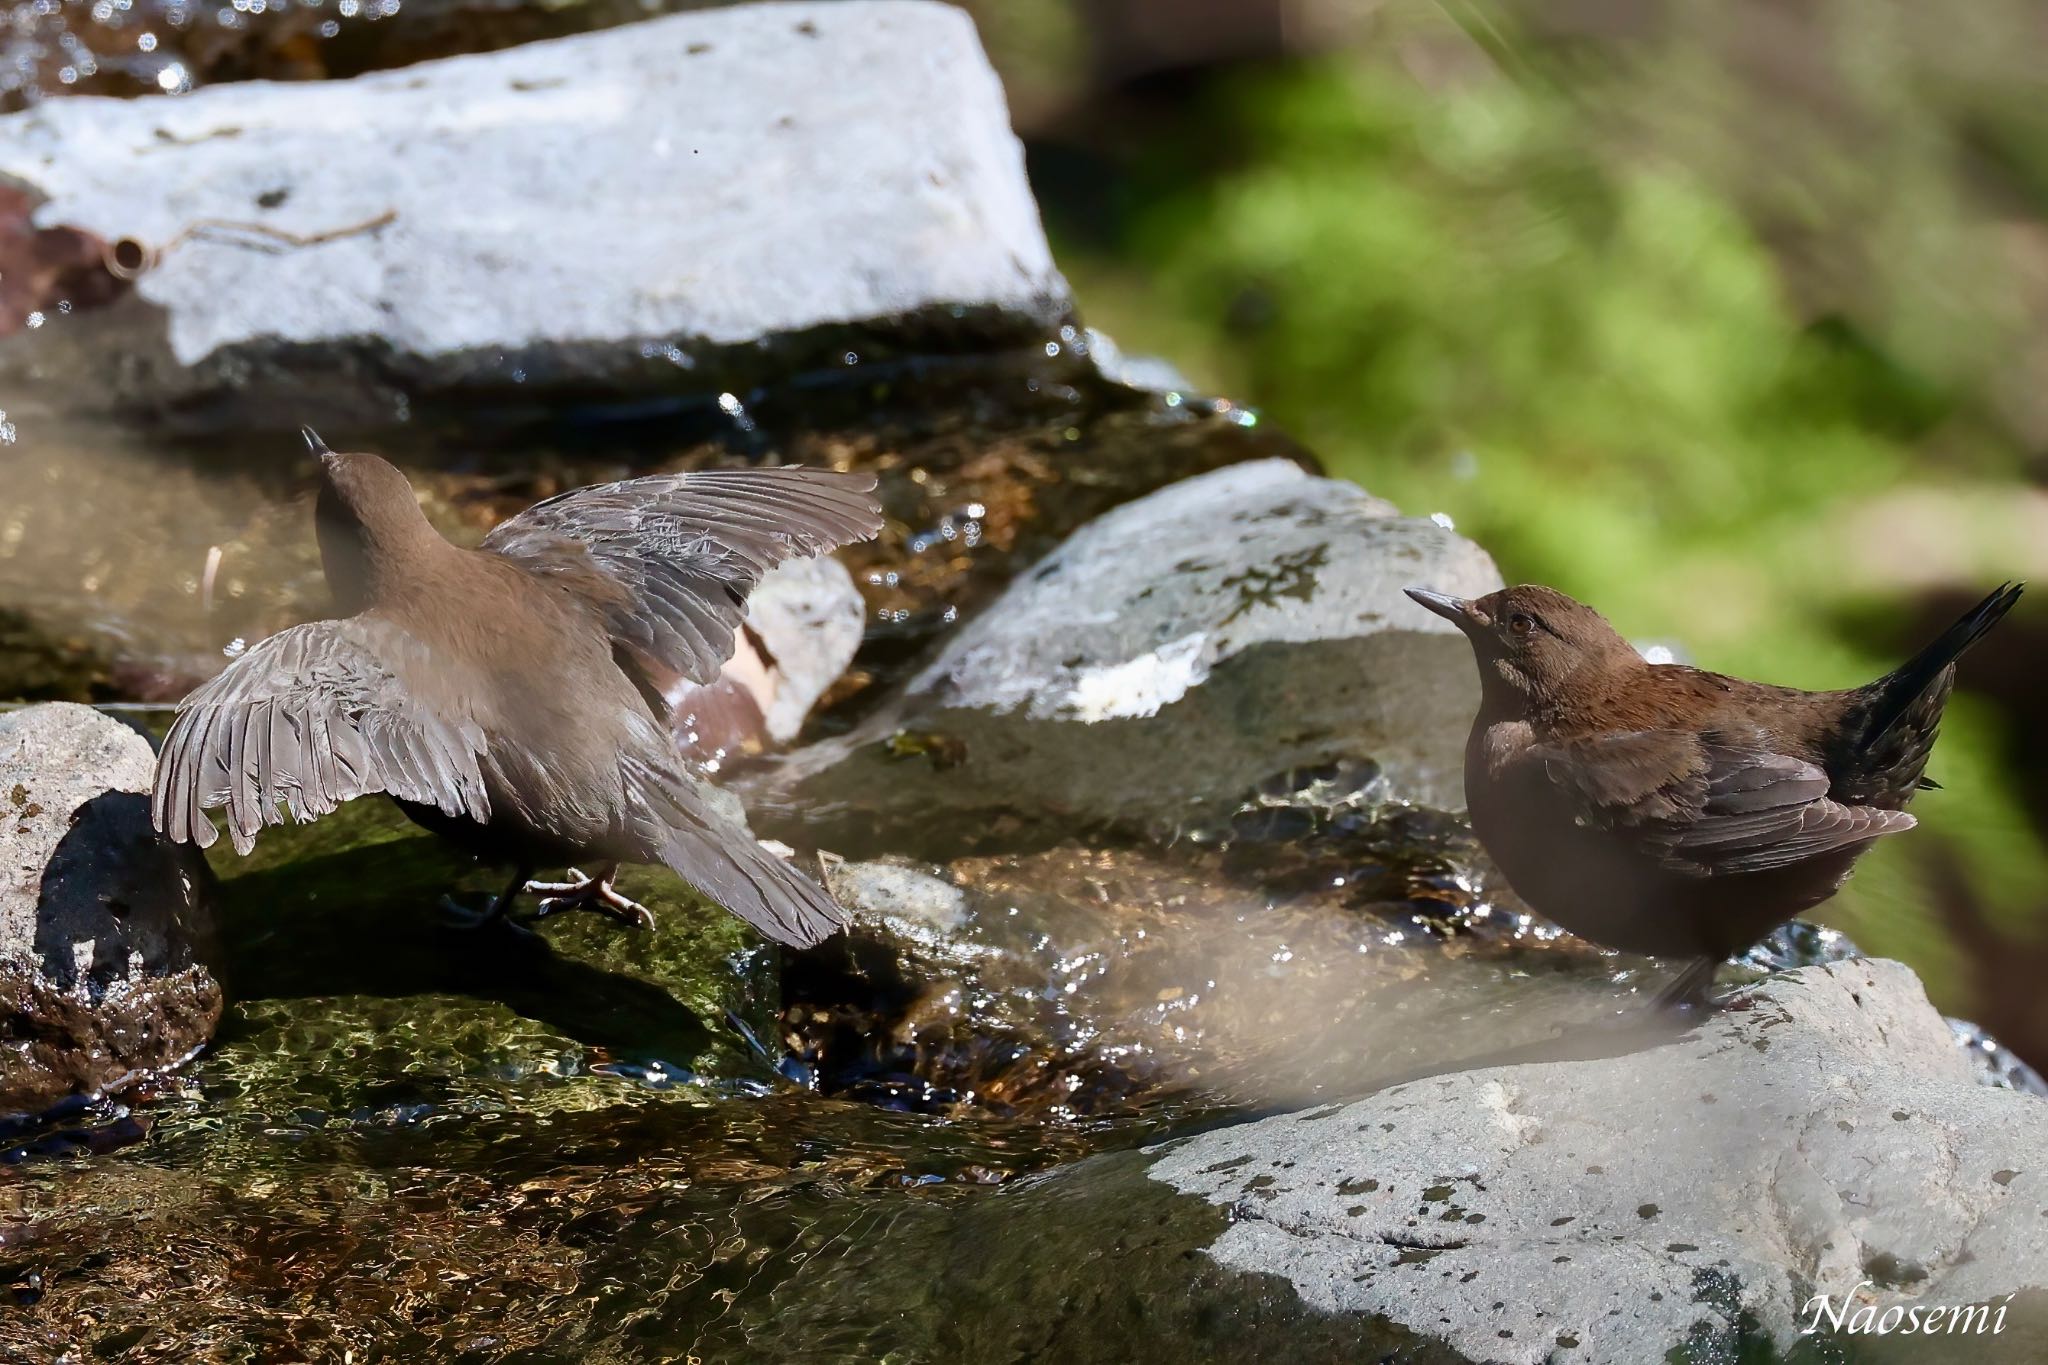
[318,17,338,34]
[24,312,44,329]
[137,31,157,50]
[156,62,189,92]
[1043,341,1061,357]
[716,391,756,433]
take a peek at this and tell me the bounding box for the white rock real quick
[1150,959,2048,1365]
[771,459,1502,841]
[747,555,868,744]
[0,703,220,1111]
[0,1,1065,416]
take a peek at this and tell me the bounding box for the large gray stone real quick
[1151,959,2048,1364]
[1,703,220,1113]
[765,459,1501,850]
[0,0,1067,425]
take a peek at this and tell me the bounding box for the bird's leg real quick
[1650,956,1721,1014]
[438,864,536,930]
[521,863,656,930]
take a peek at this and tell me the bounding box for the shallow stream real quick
[0,354,1737,1360]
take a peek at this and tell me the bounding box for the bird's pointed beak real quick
[301,426,334,463]
[1405,586,1484,630]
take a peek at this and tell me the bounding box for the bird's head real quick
[1405,583,1641,713]
[307,428,420,523]
[305,427,437,612]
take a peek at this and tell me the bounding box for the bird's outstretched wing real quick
[621,750,845,947]
[151,616,491,854]
[1530,730,1915,877]
[482,466,882,688]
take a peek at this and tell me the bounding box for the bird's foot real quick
[523,868,656,931]
[1650,957,1723,1016]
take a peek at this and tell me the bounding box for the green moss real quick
[204,797,775,1084]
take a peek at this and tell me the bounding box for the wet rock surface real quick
[0,0,1067,427]
[1151,959,2048,1365]
[765,458,1502,852]
[0,703,219,1114]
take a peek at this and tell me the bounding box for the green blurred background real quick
[978,0,2048,1062]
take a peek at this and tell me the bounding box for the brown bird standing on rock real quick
[150,430,883,947]
[1405,581,2024,1005]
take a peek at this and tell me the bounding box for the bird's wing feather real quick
[481,467,882,686]
[1532,730,1915,877]
[620,750,845,947]
[150,617,491,854]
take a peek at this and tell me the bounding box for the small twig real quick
[105,208,398,278]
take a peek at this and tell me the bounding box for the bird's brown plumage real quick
[1405,581,2022,988]
[151,432,884,947]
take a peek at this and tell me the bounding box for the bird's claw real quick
[521,871,656,931]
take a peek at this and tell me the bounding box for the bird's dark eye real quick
[1508,613,1535,637]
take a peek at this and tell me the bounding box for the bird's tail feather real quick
[624,754,846,948]
[1860,581,2023,746]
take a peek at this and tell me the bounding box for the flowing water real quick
[0,352,1813,1361]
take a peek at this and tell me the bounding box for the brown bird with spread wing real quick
[151,430,882,947]
[1406,581,2023,1006]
